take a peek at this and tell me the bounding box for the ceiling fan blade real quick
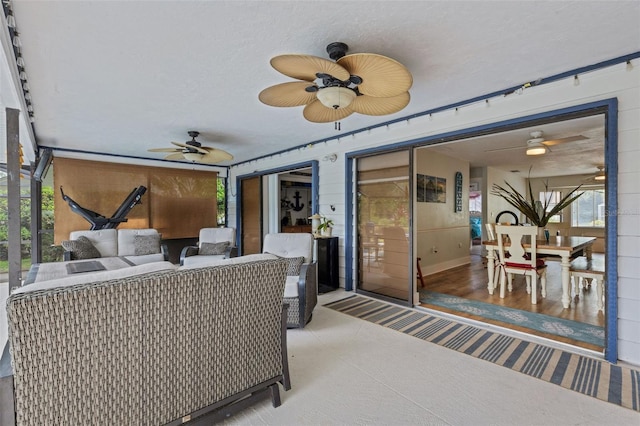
[200,148,234,163]
[338,53,413,98]
[171,141,208,154]
[484,146,524,153]
[165,152,186,161]
[302,99,354,123]
[542,135,587,146]
[148,147,180,152]
[270,54,351,82]
[350,92,410,116]
[259,81,318,107]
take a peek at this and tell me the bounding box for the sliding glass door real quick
[356,151,413,304]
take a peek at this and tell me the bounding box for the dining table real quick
[483,235,597,309]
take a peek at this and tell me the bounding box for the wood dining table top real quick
[483,235,596,252]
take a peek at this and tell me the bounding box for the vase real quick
[322,227,333,237]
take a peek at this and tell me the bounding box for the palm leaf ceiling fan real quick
[258,42,413,123]
[485,130,588,156]
[148,131,233,164]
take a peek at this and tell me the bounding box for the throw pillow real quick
[61,236,101,260]
[133,234,160,256]
[285,256,305,276]
[199,241,230,256]
[266,253,305,276]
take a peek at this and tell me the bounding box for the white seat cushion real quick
[284,276,299,298]
[199,227,236,247]
[69,229,118,257]
[14,261,176,294]
[262,233,313,263]
[178,253,277,270]
[181,254,227,268]
[124,253,166,265]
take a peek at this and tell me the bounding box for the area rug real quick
[325,295,640,413]
[420,290,604,347]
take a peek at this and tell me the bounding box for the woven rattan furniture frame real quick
[3,259,291,425]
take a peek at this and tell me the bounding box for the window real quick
[539,191,562,223]
[571,189,605,228]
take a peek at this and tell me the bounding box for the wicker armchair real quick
[263,232,317,328]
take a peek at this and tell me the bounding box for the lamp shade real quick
[316,86,356,110]
[183,152,202,162]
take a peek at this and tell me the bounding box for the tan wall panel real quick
[241,177,261,254]
[149,171,218,239]
[54,158,217,243]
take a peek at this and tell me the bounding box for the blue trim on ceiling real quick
[231,51,639,168]
[40,145,229,171]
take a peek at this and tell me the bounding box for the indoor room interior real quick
[356,114,606,351]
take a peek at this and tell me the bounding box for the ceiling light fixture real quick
[526,141,547,156]
[594,166,606,181]
[182,152,202,162]
[316,86,356,110]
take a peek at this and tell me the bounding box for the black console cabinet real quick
[317,236,339,293]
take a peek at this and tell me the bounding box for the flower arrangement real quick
[491,179,584,227]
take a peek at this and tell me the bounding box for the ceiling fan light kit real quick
[526,142,547,156]
[316,86,357,110]
[594,165,606,181]
[259,42,413,123]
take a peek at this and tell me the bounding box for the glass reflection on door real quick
[356,151,411,303]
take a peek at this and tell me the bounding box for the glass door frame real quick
[344,98,618,362]
[347,148,415,307]
[235,160,319,255]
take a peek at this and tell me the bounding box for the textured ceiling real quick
[8,1,640,170]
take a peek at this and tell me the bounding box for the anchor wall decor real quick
[290,191,305,211]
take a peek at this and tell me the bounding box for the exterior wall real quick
[229,63,640,365]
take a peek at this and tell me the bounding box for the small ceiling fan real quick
[148,131,233,164]
[258,42,413,123]
[583,165,606,182]
[485,130,588,156]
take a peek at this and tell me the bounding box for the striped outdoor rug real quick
[325,295,640,413]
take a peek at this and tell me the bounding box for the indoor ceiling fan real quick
[583,165,606,182]
[258,42,413,124]
[485,130,588,156]
[148,131,233,164]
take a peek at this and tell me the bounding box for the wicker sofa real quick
[1,258,291,425]
[62,228,169,265]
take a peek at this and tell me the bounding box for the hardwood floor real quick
[420,249,605,351]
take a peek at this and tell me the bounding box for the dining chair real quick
[495,225,547,304]
[484,223,500,291]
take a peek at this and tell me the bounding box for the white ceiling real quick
[8,1,640,170]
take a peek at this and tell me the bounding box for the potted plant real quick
[491,178,584,239]
[317,216,334,237]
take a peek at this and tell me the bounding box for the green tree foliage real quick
[217,178,226,225]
